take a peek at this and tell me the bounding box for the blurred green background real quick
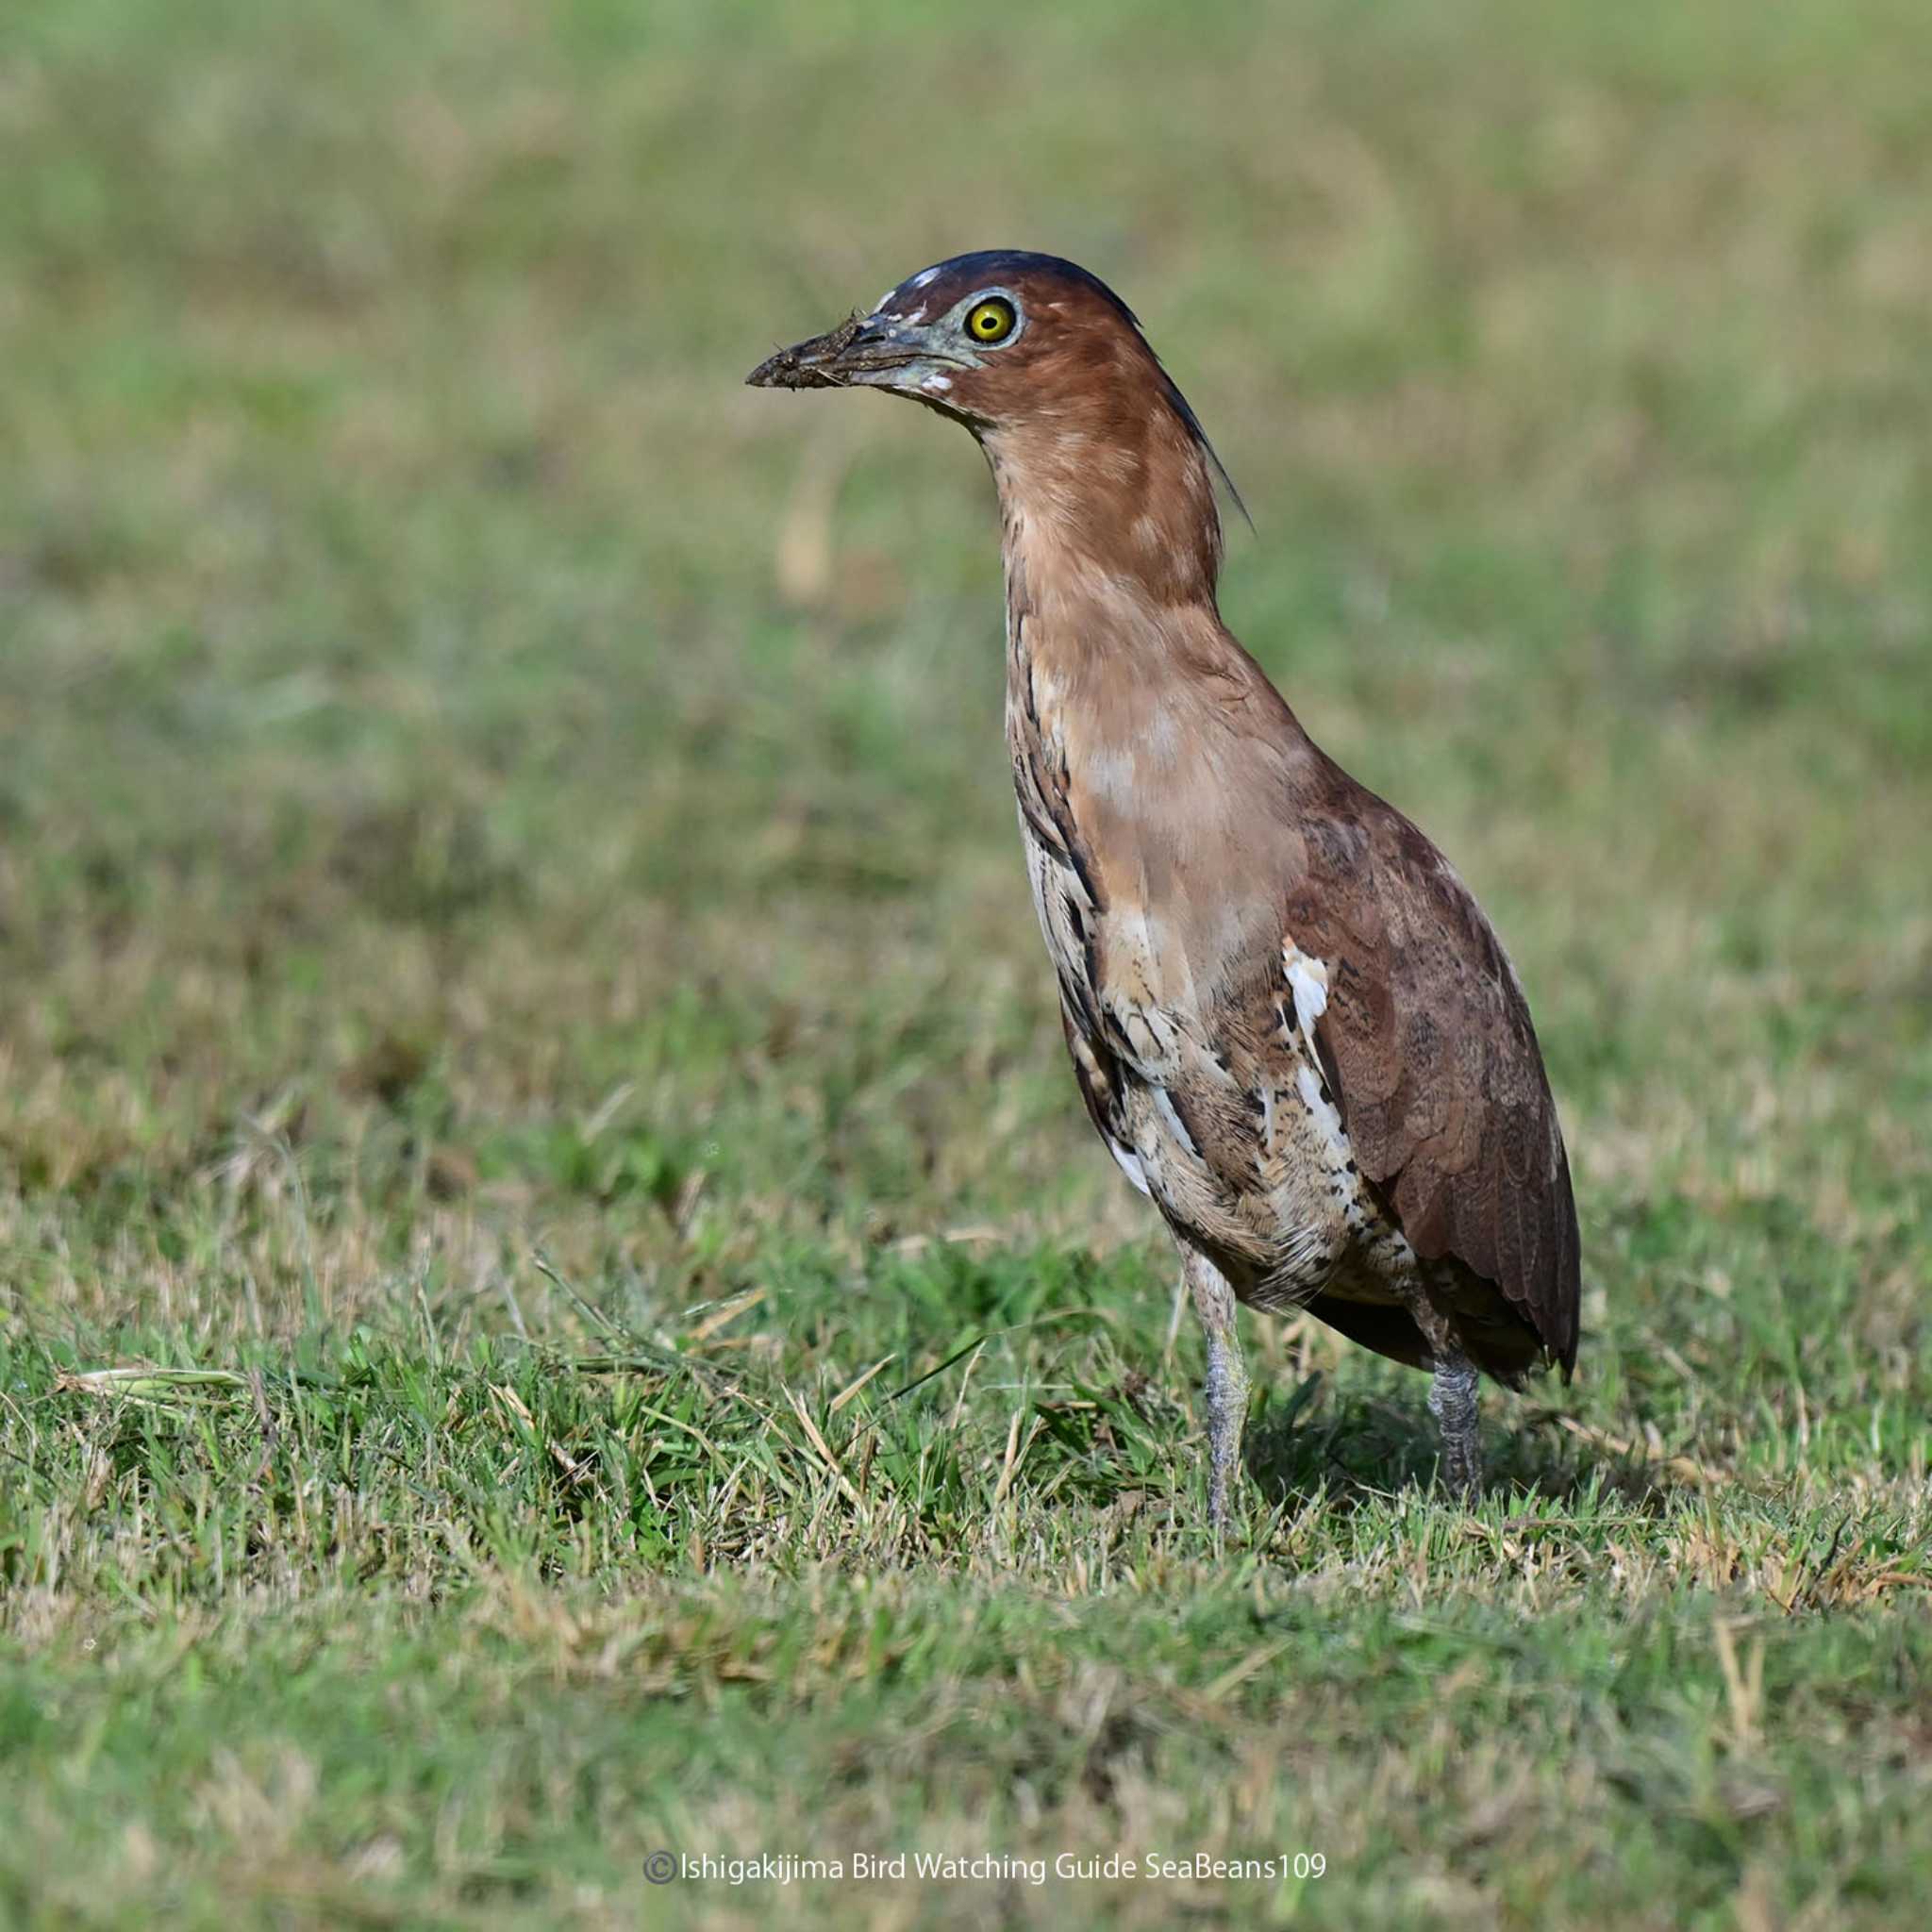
[2,1,1928,1926]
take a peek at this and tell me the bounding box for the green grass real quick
[3,0,1930,1924]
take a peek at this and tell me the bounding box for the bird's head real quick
[749,251,1241,598]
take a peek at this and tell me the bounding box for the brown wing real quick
[1287,779,1580,1374]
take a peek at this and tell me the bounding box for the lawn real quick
[2,0,1929,1924]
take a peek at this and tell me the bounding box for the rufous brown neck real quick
[985,395,1312,816]
[980,396,1224,627]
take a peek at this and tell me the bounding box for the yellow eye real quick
[965,296,1017,344]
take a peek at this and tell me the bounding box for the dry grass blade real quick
[688,1289,767,1343]
[786,1389,862,1508]
[829,1355,895,1414]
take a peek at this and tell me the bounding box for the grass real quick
[2,0,1929,1924]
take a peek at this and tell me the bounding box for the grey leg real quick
[1182,1249,1250,1533]
[1426,1346,1482,1499]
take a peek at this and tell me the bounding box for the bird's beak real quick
[746,310,967,394]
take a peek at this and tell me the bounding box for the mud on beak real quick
[746,310,967,394]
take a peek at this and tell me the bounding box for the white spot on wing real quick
[1108,1138,1151,1196]
[1282,938,1330,1049]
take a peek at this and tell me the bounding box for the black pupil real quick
[979,308,1002,334]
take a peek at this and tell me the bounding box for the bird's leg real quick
[1182,1248,1249,1533]
[1407,1289,1483,1498]
[1426,1345,1483,1499]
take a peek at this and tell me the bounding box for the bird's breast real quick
[1006,675,1411,1313]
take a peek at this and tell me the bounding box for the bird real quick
[748,251,1580,1526]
